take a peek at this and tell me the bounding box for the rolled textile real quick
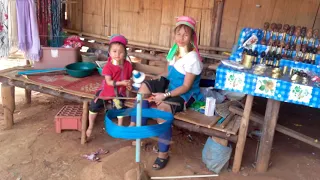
[0,0,9,57]
[16,0,41,61]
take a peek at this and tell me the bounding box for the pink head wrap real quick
[109,34,128,46]
[166,16,202,61]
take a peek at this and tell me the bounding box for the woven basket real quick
[81,53,98,62]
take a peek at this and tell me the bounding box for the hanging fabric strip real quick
[16,0,41,61]
[8,0,18,54]
[51,0,62,47]
[0,0,9,57]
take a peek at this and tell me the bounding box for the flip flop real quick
[152,156,170,170]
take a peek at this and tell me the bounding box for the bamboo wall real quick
[66,0,215,48]
[66,0,320,49]
[219,0,320,48]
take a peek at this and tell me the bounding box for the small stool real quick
[55,105,82,133]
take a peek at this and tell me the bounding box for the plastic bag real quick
[202,137,232,174]
[200,87,225,104]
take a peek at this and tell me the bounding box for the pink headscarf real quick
[166,16,202,61]
[109,34,128,46]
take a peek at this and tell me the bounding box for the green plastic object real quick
[166,43,178,61]
[97,67,103,76]
[65,62,97,78]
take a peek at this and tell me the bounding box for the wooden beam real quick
[232,95,254,172]
[81,101,89,144]
[64,28,232,53]
[1,84,15,129]
[173,120,238,143]
[211,0,224,48]
[229,105,320,150]
[256,99,281,172]
[83,41,228,61]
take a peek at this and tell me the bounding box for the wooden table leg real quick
[81,101,89,144]
[1,84,15,129]
[25,89,31,104]
[232,95,254,172]
[256,99,281,172]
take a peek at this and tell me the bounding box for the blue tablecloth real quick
[215,64,320,109]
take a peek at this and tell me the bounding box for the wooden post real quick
[232,95,254,172]
[256,99,281,172]
[81,101,89,144]
[211,0,225,49]
[25,89,31,104]
[1,84,15,129]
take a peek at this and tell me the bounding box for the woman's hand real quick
[152,93,166,105]
[126,81,133,91]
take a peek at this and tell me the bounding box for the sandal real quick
[152,156,170,170]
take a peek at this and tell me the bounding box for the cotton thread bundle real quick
[105,108,174,140]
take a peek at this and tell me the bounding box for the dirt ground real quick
[1,57,320,180]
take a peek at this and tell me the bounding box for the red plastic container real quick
[55,105,83,133]
[34,47,80,69]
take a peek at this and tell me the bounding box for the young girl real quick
[130,16,203,170]
[86,34,133,138]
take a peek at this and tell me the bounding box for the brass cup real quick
[291,74,301,83]
[242,54,254,69]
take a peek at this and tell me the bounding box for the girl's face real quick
[109,43,125,61]
[174,25,192,48]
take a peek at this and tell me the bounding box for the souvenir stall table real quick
[215,26,320,173]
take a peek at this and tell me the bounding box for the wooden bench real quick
[124,100,241,143]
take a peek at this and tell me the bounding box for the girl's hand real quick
[152,93,166,105]
[120,80,130,86]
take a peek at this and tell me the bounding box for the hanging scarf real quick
[16,0,41,61]
[0,0,9,57]
[51,0,62,47]
[166,16,202,62]
[8,0,18,53]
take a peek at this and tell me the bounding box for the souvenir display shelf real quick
[215,26,320,109]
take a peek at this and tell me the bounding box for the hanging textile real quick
[50,0,62,47]
[37,0,62,47]
[16,0,41,61]
[0,0,9,57]
[8,0,18,53]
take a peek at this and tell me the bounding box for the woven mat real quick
[26,72,103,96]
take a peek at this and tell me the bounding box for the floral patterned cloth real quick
[0,0,9,57]
[215,64,318,109]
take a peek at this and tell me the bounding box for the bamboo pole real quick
[232,95,254,172]
[81,101,89,144]
[256,99,281,172]
[1,84,15,129]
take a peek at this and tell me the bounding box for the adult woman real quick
[130,16,203,170]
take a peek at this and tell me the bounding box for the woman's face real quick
[174,25,192,48]
[109,43,125,62]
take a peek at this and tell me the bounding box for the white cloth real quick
[8,0,18,53]
[169,51,203,75]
